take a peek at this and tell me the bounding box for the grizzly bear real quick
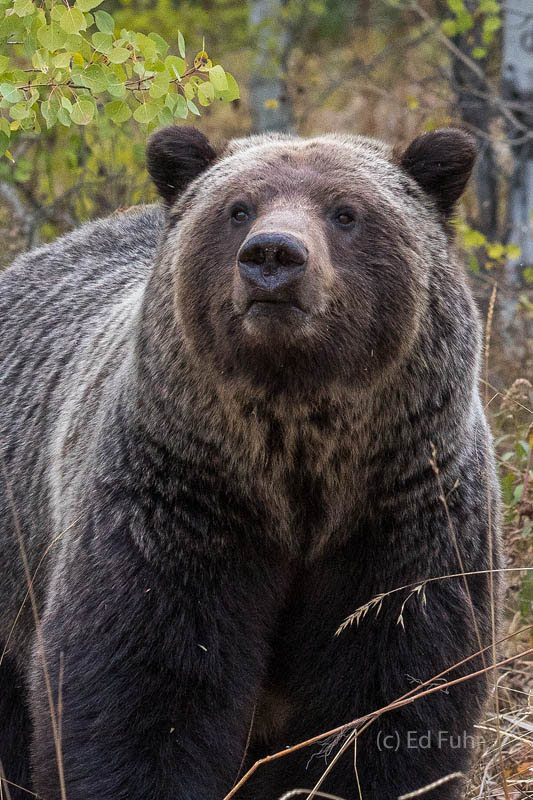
[0,126,501,800]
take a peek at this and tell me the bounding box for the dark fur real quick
[0,127,501,800]
[400,129,477,215]
[146,125,217,203]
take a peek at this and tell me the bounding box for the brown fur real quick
[0,127,498,800]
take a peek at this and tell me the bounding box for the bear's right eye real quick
[231,205,250,224]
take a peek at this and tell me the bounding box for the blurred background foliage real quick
[0,0,532,793]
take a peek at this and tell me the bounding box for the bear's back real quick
[0,205,164,642]
[0,204,163,332]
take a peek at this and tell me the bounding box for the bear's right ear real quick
[399,128,476,217]
[146,126,217,204]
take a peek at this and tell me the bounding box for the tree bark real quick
[502,0,533,267]
[248,0,294,134]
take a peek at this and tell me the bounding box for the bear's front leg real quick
[28,515,285,800]
[243,528,496,800]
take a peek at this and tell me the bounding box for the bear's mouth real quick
[247,299,306,318]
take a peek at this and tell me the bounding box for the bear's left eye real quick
[334,208,356,227]
[230,204,250,224]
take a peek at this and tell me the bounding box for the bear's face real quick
[147,128,476,393]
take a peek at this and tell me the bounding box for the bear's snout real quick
[237,233,308,310]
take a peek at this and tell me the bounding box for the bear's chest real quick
[237,411,366,555]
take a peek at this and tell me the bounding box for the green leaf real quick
[70,96,95,124]
[482,15,501,43]
[157,105,173,126]
[32,48,49,72]
[0,129,10,153]
[79,64,108,92]
[173,93,188,119]
[446,0,465,13]
[40,94,59,127]
[94,10,114,34]
[187,98,199,116]
[61,96,73,111]
[10,101,29,120]
[75,0,103,10]
[149,69,170,99]
[64,32,91,60]
[37,23,66,51]
[213,71,239,101]
[57,106,71,126]
[0,13,24,43]
[165,55,185,79]
[472,46,487,59]
[135,32,157,60]
[0,55,9,75]
[133,61,147,78]
[13,0,34,17]
[144,59,164,73]
[209,64,228,92]
[53,52,71,68]
[197,80,214,106]
[107,47,129,64]
[92,31,112,53]
[0,82,21,103]
[105,98,131,122]
[133,100,159,123]
[107,65,127,98]
[441,19,457,36]
[148,32,168,57]
[468,253,479,273]
[58,6,86,34]
[177,29,185,58]
[486,242,504,259]
[478,0,500,13]
[463,227,486,247]
[0,117,11,137]
[455,11,473,32]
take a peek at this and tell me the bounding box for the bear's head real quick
[147,126,475,394]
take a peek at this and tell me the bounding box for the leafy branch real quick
[0,0,239,156]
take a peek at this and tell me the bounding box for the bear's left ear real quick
[399,128,476,216]
[146,126,217,204]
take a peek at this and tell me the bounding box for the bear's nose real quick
[238,233,308,294]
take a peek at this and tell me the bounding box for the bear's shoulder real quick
[1,203,165,293]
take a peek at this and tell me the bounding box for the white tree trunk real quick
[249,0,293,134]
[502,0,533,267]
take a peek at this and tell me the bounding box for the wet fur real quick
[0,129,500,800]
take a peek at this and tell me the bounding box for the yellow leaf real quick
[486,242,505,260]
[194,50,210,70]
[506,244,521,259]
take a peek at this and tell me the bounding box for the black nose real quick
[238,233,308,293]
